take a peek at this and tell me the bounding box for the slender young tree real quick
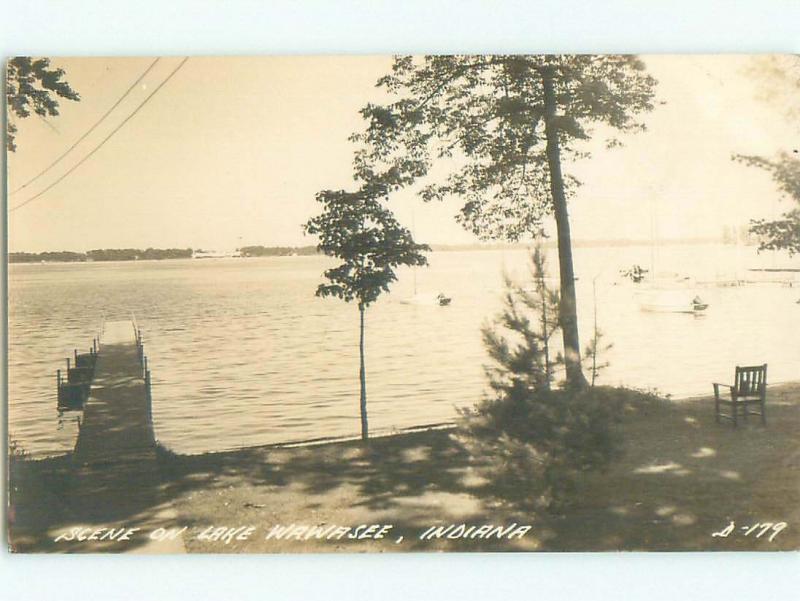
[499,246,562,389]
[486,255,561,396]
[305,186,429,440]
[458,249,622,510]
[352,55,657,388]
[529,247,561,388]
[584,278,612,387]
[6,57,80,152]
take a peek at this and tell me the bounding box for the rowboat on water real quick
[638,291,709,314]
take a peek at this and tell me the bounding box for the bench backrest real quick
[735,364,767,395]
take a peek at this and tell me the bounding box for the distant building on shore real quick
[192,249,242,259]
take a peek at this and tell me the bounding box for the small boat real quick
[639,291,709,314]
[402,292,452,306]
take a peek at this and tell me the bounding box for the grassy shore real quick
[9,384,800,552]
[157,383,800,552]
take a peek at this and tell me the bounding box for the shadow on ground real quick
[9,342,181,553]
[9,384,800,552]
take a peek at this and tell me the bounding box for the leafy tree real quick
[734,56,799,256]
[735,152,800,256]
[304,186,429,440]
[6,57,80,152]
[352,55,657,388]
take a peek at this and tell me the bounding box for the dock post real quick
[66,357,71,371]
[144,356,148,377]
[144,368,153,434]
[57,369,61,389]
[74,349,78,365]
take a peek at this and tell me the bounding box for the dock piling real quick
[57,330,102,409]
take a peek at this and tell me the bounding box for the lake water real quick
[8,245,800,457]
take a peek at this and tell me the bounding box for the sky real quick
[6,54,798,252]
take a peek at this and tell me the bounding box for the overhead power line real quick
[10,57,189,214]
[10,58,161,196]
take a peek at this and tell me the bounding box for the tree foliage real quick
[484,247,562,393]
[6,57,80,152]
[457,255,621,510]
[304,184,429,440]
[350,54,657,387]
[353,55,657,240]
[483,274,555,396]
[735,56,800,256]
[736,152,800,255]
[304,187,429,308]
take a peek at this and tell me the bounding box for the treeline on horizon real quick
[10,235,752,264]
[237,245,318,257]
[8,246,320,263]
[9,248,194,263]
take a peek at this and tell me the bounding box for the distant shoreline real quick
[9,238,748,264]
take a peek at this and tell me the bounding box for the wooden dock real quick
[59,320,185,553]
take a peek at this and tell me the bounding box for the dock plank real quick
[57,320,185,553]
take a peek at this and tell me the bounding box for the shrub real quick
[456,250,623,510]
[456,386,624,509]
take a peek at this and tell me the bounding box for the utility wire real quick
[10,58,161,196]
[10,58,188,213]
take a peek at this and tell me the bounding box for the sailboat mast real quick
[649,193,657,279]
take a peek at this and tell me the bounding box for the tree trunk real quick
[358,303,369,440]
[540,67,587,389]
[538,266,552,391]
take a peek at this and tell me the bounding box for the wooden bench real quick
[713,364,767,427]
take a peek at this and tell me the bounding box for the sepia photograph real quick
[6,53,800,554]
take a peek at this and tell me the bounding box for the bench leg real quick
[761,400,767,426]
[733,403,738,428]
